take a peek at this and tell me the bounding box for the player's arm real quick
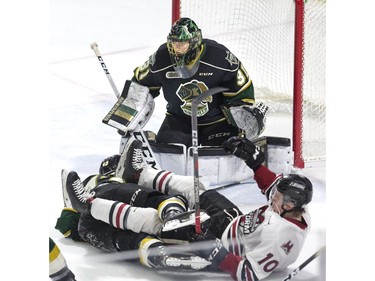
[132,51,162,98]
[221,63,268,140]
[223,136,281,197]
[221,59,254,106]
[195,237,260,281]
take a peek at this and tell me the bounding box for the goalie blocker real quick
[102,80,155,135]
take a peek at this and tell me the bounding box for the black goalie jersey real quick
[132,39,255,125]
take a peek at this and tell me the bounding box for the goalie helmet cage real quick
[171,0,326,168]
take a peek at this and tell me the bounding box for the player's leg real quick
[78,212,209,270]
[199,190,242,237]
[49,238,76,281]
[113,137,203,209]
[137,167,205,209]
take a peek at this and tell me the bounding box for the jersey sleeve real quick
[132,49,163,98]
[201,40,255,107]
[253,165,283,199]
[222,60,255,107]
[217,252,260,281]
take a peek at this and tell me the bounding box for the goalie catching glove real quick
[222,102,269,140]
[223,136,265,171]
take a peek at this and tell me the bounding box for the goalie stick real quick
[282,245,326,281]
[191,87,229,234]
[90,42,160,169]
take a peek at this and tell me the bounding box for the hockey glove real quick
[99,154,120,175]
[222,102,269,140]
[195,238,230,268]
[223,136,265,171]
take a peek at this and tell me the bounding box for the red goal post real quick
[171,0,326,168]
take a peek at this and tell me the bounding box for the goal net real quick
[172,0,326,168]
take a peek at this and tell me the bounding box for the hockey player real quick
[58,137,313,280]
[49,237,76,281]
[118,17,268,147]
[161,136,313,280]
[55,138,208,270]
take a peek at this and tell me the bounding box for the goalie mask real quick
[167,17,203,78]
[271,174,313,214]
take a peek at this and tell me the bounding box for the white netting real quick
[177,0,326,163]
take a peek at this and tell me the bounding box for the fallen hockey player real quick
[56,136,313,281]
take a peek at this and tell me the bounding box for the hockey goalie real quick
[100,17,272,184]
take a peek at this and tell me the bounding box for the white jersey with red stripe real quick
[221,201,311,280]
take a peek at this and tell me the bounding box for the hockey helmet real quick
[276,174,313,210]
[167,17,202,78]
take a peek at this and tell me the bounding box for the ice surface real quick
[47,1,326,280]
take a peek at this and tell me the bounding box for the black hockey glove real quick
[223,136,265,171]
[99,154,120,175]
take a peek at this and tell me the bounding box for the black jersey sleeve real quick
[201,39,255,106]
[132,44,173,98]
[220,58,255,106]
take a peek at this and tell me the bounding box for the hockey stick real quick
[90,42,121,98]
[210,178,255,191]
[90,42,160,169]
[282,245,326,281]
[191,87,229,234]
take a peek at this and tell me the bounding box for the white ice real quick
[46,1,327,280]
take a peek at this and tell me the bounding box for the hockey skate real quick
[61,169,72,208]
[139,237,211,270]
[115,137,145,183]
[160,210,211,244]
[158,195,189,222]
[64,170,95,213]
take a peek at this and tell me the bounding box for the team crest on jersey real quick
[176,80,211,117]
[241,205,267,235]
[225,51,239,66]
[281,240,294,255]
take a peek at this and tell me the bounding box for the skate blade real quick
[165,256,211,270]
